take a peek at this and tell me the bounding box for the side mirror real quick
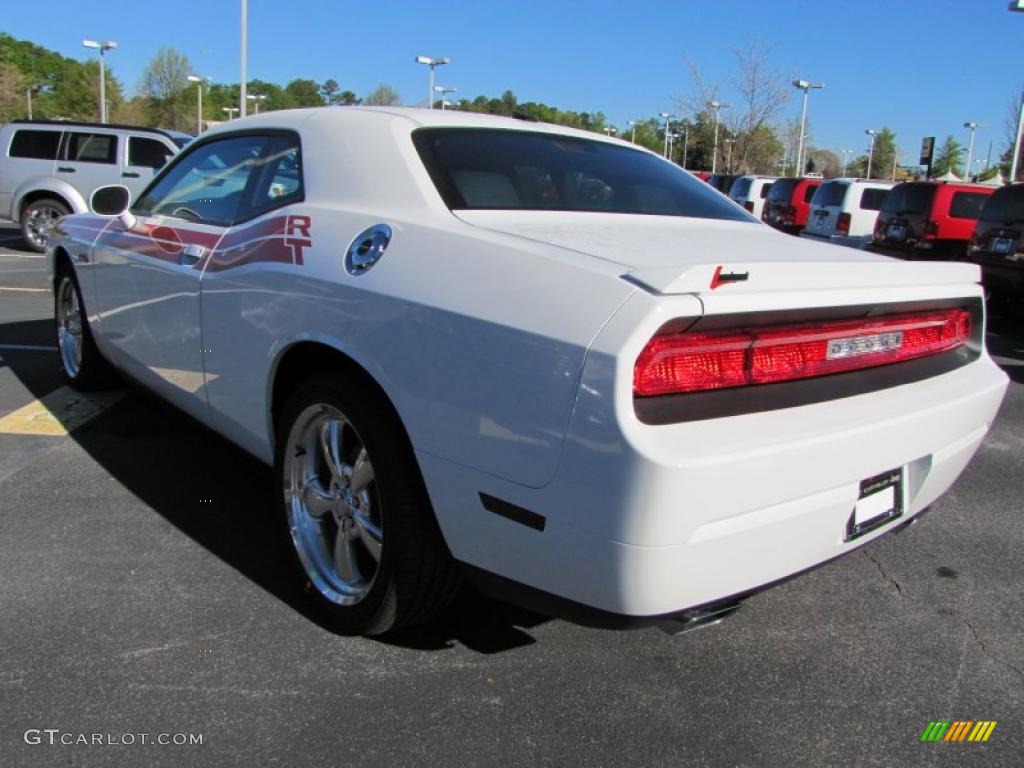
[90,185,136,229]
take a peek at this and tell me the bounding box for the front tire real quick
[54,263,115,390]
[275,374,460,635]
[22,197,69,253]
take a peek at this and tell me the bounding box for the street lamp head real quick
[82,39,117,52]
[963,121,982,129]
[659,112,671,118]
[433,85,456,94]
[246,94,266,101]
[187,75,202,83]
[1009,0,1024,12]
[865,129,876,136]
[416,56,450,66]
[792,79,809,89]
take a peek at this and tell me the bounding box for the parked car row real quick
[700,168,1021,302]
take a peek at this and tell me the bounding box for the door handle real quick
[58,166,76,173]
[180,243,206,266]
[122,172,140,178]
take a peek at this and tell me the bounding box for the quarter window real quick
[948,192,990,220]
[129,137,175,169]
[9,129,61,159]
[238,134,304,220]
[134,134,269,226]
[64,132,117,164]
[859,188,889,211]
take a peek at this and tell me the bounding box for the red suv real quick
[870,181,994,260]
[966,182,1024,299]
[761,177,822,234]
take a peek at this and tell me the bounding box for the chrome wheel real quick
[283,404,383,605]
[25,202,64,251]
[56,275,83,379]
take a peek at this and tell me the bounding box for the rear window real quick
[882,183,936,215]
[766,179,797,202]
[413,128,750,221]
[730,177,752,198]
[9,129,61,160]
[948,191,991,220]
[859,188,889,211]
[128,137,174,169]
[811,181,847,207]
[759,181,773,198]
[979,185,1024,222]
[803,183,819,203]
[64,132,117,164]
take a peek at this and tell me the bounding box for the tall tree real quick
[362,84,401,106]
[999,85,1024,181]
[0,63,27,121]
[285,78,323,107]
[139,47,192,130]
[932,134,965,177]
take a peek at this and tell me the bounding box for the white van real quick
[801,178,894,249]
[728,175,776,220]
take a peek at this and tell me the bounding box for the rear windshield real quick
[412,128,750,221]
[766,178,797,202]
[882,183,936,215]
[730,177,752,198]
[979,185,1024,222]
[9,129,61,160]
[948,191,991,220]
[811,181,847,207]
[859,188,889,211]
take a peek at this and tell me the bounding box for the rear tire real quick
[274,374,460,635]
[22,197,69,253]
[54,263,116,391]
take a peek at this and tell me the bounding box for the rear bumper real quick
[422,352,1008,618]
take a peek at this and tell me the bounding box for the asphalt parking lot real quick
[0,221,1021,768]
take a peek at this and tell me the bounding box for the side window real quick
[134,134,269,226]
[128,137,175,169]
[759,182,773,199]
[9,129,61,159]
[949,192,990,220]
[238,134,304,220]
[859,188,889,211]
[803,184,818,203]
[64,132,117,164]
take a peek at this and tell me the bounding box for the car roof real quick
[9,119,177,141]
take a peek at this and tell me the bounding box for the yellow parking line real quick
[0,386,124,436]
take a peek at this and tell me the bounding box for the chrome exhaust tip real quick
[657,601,742,636]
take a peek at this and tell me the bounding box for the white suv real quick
[801,178,894,249]
[0,120,180,251]
[728,175,776,220]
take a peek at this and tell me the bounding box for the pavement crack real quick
[962,616,1024,682]
[863,550,902,596]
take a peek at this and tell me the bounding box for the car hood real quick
[455,210,980,295]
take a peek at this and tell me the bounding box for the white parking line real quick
[0,286,49,293]
[0,252,45,259]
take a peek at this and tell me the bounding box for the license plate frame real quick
[846,468,904,541]
[887,224,906,240]
[992,237,1012,254]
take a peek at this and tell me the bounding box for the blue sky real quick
[7,1,1023,162]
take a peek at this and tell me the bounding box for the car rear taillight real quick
[923,220,938,238]
[633,309,971,397]
[837,212,851,235]
[744,201,755,213]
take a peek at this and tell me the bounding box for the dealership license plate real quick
[846,469,903,540]
[991,237,1013,254]
[887,224,906,240]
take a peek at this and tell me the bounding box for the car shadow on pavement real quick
[986,309,1024,384]
[1,318,549,654]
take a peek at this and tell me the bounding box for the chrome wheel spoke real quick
[302,478,334,519]
[354,510,383,562]
[350,448,374,492]
[333,532,361,582]
[319,418,345,481]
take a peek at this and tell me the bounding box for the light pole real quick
[26,84,45,119]
[247,93,266,114]
[627,121,638,143]
[659,112,673,157]
[82,39,117,123]
[415,56,450,108]
[187,75,210,135]
[681,124,689,169]
[724,138,735,173]
[433,85,456,110]
[865,129,877,179]
[667,131,678,161]
[1011,2,1024,180]
[222,106,239,120]
[963,122,982,181]
[240,0,247,116]
[709,100,730,174]
[840,149,852,176]
[791,79,824,177]
[891,146,899,181]
[604,126,617,137]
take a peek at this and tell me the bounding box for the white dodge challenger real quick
[47,107,1008,635]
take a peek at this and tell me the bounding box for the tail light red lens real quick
[744,201,755,213]
[923,220,939,238]
[837,212,851,235]
[634,309,971,397]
